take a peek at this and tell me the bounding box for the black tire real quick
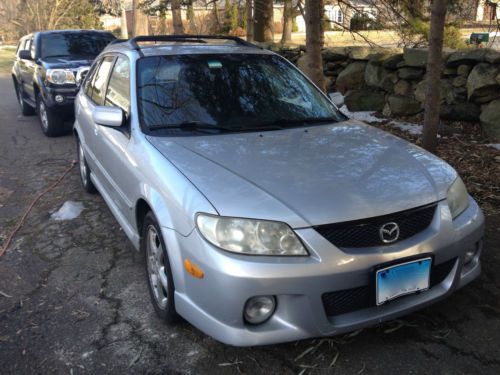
[77,138,97,194]
[15,82,35,116]
[37,94,64,137]
[142,212,179,324]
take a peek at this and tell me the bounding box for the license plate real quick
[376,258,431,305]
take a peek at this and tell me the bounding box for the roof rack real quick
[108,38,127,46]
[126,35,260,50]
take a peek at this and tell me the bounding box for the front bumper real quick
[164,197,484,346]
[41,84,79,109]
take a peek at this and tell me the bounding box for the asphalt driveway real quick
[0,75,499,374]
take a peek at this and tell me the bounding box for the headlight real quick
[447,177,469,219]
[46,69,76,85]
[196,214,308,256]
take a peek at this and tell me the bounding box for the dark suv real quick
[12,30,115,136]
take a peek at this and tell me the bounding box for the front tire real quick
[142,212,179,324]
[37,94,64,137]
[77,138,97,194]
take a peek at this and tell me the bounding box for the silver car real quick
[74,35,484,346]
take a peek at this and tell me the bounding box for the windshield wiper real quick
[259,117,338,128]
[148,121,236,133]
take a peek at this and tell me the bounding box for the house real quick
[476,0,500,22]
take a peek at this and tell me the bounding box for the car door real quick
[93,55,135,221]
[77,54,134,220]
[76,55,115,188]
[20,38,36,100]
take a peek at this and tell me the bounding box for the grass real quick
[0,46,16,74]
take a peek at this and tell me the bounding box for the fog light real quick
[244,296,276,324]
[55,95,64,103]
[464,241,482,265]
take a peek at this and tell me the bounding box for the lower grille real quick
[315,203,437,248]
[322,258,457,317]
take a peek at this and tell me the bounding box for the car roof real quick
[103,35,274,58]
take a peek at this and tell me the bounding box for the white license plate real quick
[376,258,431,305]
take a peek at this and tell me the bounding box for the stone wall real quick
[275,45,500,139]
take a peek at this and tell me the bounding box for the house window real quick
[336,9,343,23]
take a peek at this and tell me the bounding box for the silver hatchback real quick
[74,36,484,346]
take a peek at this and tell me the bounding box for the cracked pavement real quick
[0,75,499,374]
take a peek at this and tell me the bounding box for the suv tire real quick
[15,82,35,116]
[77,138,97,194]
[37,94,64,137]
[142,212,179,324]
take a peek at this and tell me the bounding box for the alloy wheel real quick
[146,225,169,310]
[39,100,49,131]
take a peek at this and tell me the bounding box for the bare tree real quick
[281,0,293,43]
[253,0,273,42]
[120,0,128,38]
[422,0,448,152]
[246,0,253,41]
[171,0,184,34]
[133,0,149,36]
[304,0,325,91]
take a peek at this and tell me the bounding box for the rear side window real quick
[105,56,130,113]
[89,56,114,105]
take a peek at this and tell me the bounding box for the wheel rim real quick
[17,87,23,108]
[146,225,168,310]
[78,144,87,185]
[39,100,48,130]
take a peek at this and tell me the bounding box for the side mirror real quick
[92,106,124,128]
[18,50,32,60]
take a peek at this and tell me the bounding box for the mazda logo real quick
[379,222,400,243]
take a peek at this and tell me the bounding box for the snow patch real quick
[51,201,84,221]
[339,105,386,123]
[390,121,423,135]
[328,92,345,107]
[487,143,500,151]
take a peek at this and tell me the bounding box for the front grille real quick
[314,203,437,248]
[322,258,457,317]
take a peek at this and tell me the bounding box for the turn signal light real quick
[184,259,204,279]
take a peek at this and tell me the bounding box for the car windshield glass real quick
[137,54,344,134]
[40,33,115,58]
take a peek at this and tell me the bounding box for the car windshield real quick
[40,32,115,58]
[137,54,344,134]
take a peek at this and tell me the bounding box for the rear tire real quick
[15,82,35,116]
[37,94,64,137]
[142,212,179,324]
[77,138,97,194]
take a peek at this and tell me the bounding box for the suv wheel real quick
[142,212,179,324]
[37,94,64,137]
[77,138,97,194]
[15,82,35,116]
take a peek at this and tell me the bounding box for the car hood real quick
[146,121,457,228]
[40,56,94,69]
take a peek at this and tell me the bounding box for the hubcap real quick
[39,100,48,130]
[79,144,87,184]
[146,226,168,309]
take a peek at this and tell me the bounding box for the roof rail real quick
[108,38,127,46]
[127,35,260,50]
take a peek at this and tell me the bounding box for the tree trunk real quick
[187,0,196,33]
[132,0,149,36]
[304,0,325,92]
[281,0,293,43]
[171,0,184,35]
[156,10,168,35]
[253,0,273,42]
[422,0,447,153]
[246,0,253,42]
[120,1,128,39]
